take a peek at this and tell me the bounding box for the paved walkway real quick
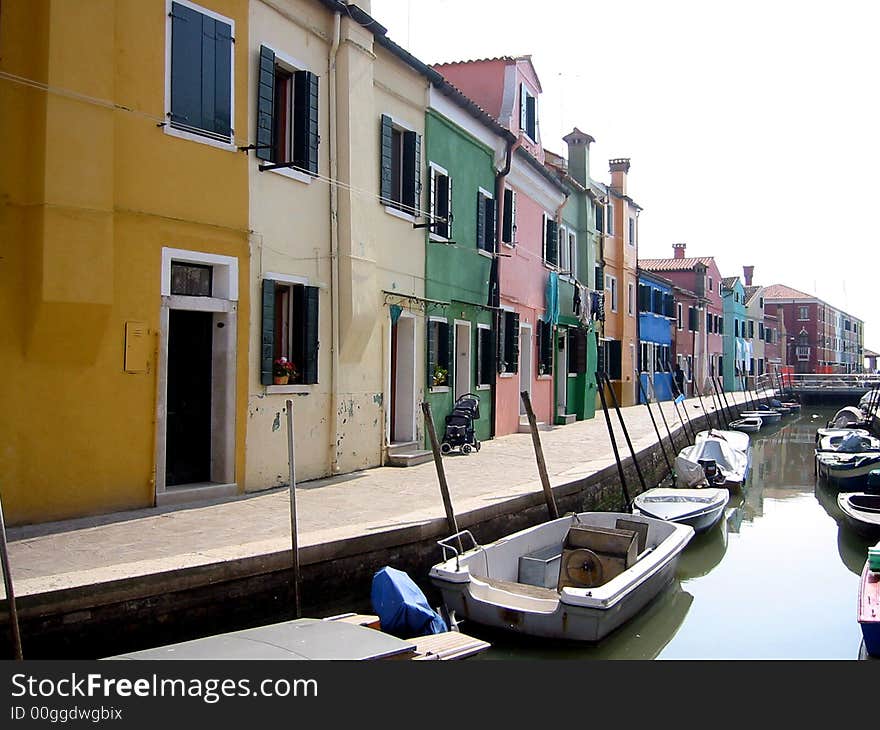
[3,392,761,598]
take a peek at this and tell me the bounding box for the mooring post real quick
[0,489,23,660]
[421,402,462,547]
[665,358,697,442]
[286,400,301,619]
[520,391,559,520]
[595,369,632,510]
[602,372,648,494]
[636,375,672,474]
[715,376,735,426]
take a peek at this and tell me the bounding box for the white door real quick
[392,314,416,443]
[557,329,568,416]
[454,321,471,400]
[519,323,532,415]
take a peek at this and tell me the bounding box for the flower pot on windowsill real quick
[273,375,289,385]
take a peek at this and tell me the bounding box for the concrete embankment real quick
[0,394,760,658]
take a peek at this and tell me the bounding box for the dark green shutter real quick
[302,286,319,384]
[502,189,513,243]
[380,115,393,204]
[256,46,275,161]
[574,329,588,374]
[479,327,495,385]
[211,17,233,138]
[506,312,520,374]
[294,71,319,174]
[496,310,506,373]
[260,279,276,385]
[539,321,552,375]
[170,3,203,131]
[402,130,420,211]
[545,219,558,265]
[485,195,496,251]
[476,192,486,251]
[426,319,436,385]
[443,322,453,381]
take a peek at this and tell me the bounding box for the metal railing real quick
[771,371,880,393]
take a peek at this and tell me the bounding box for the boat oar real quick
[636,374,672,475]
[520,391,559,520]
[595,367,632,510]
[286,400,301,619]
[602,371,648,495]
[422,402,462,551]
[0,488,23,659]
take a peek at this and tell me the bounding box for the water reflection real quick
[814,479,876,575]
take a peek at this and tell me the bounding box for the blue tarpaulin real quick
[370,567,448,638]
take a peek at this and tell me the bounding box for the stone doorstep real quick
[518,418,551,434]
[386,450,433,467]
[386,440,420,457]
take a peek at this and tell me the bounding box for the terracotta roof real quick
[721,276,740,289]
[639,257,715,272]
[744,285,762,303]
[762,283,815,300]
[431,55,522,66]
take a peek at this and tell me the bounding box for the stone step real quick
[387,450,434,467]
[518,418,550,434]
[387,440,419,457]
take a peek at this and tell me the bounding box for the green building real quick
[721,276,747,391]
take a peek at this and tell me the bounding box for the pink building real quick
[433,57,566,434]
[640,244,724,394]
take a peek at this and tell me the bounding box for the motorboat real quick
[816,432,880,454]
[675,432,750,490]
[859,390,880,413]
[815,427,871,446]
[429,513,693,642]
[632,487,729,535]
[816,452,880,490]
[828,406,869,429]
[729,416,762,433]
[740,408,781,424]
[695,428,750,454]
[857,548,880,658]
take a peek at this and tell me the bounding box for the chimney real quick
[608,158,630,196]
[743,265,754,287]
[673,242,686,259]
[563,127,595,188]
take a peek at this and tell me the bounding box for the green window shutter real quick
[545,219,558,265]
[539,321,553,375]
[426,319,436,385]
[256,46,275,161]
[294,71,319,174]
[301,286,320,384]
[496,310,506,373]
[574,329,588,374]
[476,192,486,251]
[380,115,393,204]
[535,321,543,372]
[485,195,496,251]
[506,312,520,374]
[443,322,453,380]
[170,3,204,131]
[402,130,420,211]
[446,175,453,238]
[260,279,276,385]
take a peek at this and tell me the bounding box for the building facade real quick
[637,270,675,402]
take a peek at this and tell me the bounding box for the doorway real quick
[454,320,471,400]
[519,322,532,415]
[390,313,416,443]
[556,328,568,416]
[166,310,213,486]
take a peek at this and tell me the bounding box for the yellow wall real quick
[0,0,250,524]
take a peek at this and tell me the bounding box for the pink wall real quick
[432,60,507,120]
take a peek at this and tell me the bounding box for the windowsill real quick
[384,205,416,223]
[429,233,451,243]
[476,384,491,391]
[266,384,313,394]
[430,385,450,393]
[476,249,493,259]
[537,375,552,380]
[499,373,516,379]
[568,373,577,378]
[501,242,515,249]
[164,124,237,152]
[268,166,314,185]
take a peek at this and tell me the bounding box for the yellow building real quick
[0,0,251,524]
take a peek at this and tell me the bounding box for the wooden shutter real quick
[526,93,536,138]
[426,319,436,385]
[573,329,588,374]
[505,311,520,374]
[545,218,558,265]
[609,340,622,380]
[380,115,393,204]
[501,189,513,243]
[301,286,319,384]
[539,321,553,375]
[256,46,276,161]
[496,310,506,373]
[446,175,453,238]
[596,339,606,377]
[260,279,276,385]
[402,131,420,211]
[170,3,203,131]
[476,191,486,251]
[485,195,496,251]
[479,327,495,385]
[520,83,527,131]
[294,70,319,174]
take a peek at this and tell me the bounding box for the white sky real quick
[371,0,879,351]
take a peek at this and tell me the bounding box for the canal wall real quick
[0,408,731,659]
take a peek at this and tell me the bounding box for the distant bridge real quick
[767,373,880,405]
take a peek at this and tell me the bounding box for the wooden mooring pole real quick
[595,369,632,510]
[286,400,301,619]
[421,402,461,544]
[0,490,23,659]
[602,371,647,495]
[520,391,559,520]
[635,375,672,475]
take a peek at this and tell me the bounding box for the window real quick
[476,189,496,253]
[171,262,212,296]
[379,115,420,214]
[427,318,451,388]
[497,310,520,374]
[569,329,587,376]
[748,320,754,338]
[627,282,634,316]
[501,187,517,245]
[594,264,604,292]
[759,297,764,309]
[543,214,559,266]
[476,325,494,388]
[759,322,765,340]
[520,84,537,141]
[708,277,713,294]
[598,339,622,380]
[168,1,234,145]
[595,203,604,234]
[255,46,319,174]
[798,305,809,320]
[606,274,618,312]
[558,226,569,273]
[260,279,319,385]
[567,230,577,278]
[628,217,635,246]
[606,202,614,235]
[536,320,553,376]
[688,306,698,332]
[677,303,683,330]
[428,163,452,240]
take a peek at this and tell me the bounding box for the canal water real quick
[477,405,874,660]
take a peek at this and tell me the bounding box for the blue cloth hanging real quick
[545,271,559,325]
[390,304,402,326]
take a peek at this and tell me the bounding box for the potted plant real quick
[273,357,295,385]
[432,365,448,387]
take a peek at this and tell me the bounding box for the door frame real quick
[519,320,533,414]
[387,310,417,444]
[556,327,568,416]
[453,319,472,400]
[155,248,238,505]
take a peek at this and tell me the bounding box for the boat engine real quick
[867,469,880,496]
[698,458,723,486]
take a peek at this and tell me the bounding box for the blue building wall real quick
[638,272,674,403]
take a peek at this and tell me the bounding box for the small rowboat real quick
[730,416,762,433]
[858,554,880,658]
[837,493,880,539]
[740,409,781,424]
[817,452,880,490]
[632,487,729,535]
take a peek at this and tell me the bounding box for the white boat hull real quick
[632,488,729,535]
[429,512,693,642]
[816,452,880,488]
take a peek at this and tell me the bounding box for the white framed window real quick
[520,83,537,141]
[627,282,634,316]
[677,302,683,330]
[606,274,618,313]
[476,323,493,389]
[606,201,614,236]
[380,114,420,217]
[558,225,570,273]
[427,316,451,391]
[568,230,577,279]
[542,213,559,267]
[428,162,452,241]
[501,186,517,246]
[628,216,635,246]
[261,274,320,386]
[165,0,235,150]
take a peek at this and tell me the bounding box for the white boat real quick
[816,432,880,453]
[632,487,729,535]
[836,493,880,540]
[695,428,750,454]
[815,451,880,489]
[740,408,782,424]
[730,416,762,433]
[675,433,751,490]
[829,406,868,429]
[429,513,694,642]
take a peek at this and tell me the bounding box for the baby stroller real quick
[440,393,481,455]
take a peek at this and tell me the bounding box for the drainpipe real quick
[490,134,521,438]
[328,11,341,474]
